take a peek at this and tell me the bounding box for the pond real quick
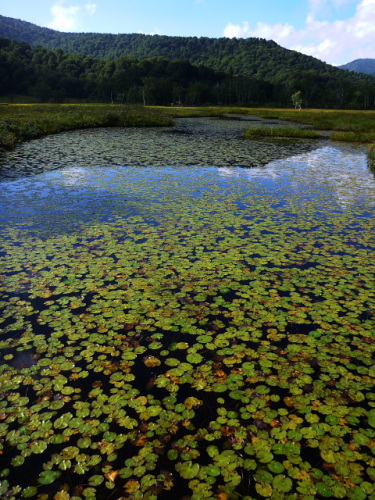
[0,118,374,500]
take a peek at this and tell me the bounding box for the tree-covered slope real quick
[0,14,365,82]
[1,16,375,109]
[0,37,231,105]
[339,59,375,76]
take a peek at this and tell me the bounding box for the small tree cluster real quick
[291,90,303,110]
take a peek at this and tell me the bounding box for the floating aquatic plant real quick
[0,119,374,499]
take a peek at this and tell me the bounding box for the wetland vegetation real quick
[244,127,321,140]
[158,106,375,161]
[1,15,375,500]
[1,104,375,165]
[0,114,374,500]
[0,104,173,151]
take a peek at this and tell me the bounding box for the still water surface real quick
[0,117,374,234]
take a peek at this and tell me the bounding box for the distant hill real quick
[339,59,375,76]
[1,15,375,108]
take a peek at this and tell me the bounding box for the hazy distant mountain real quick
[339,59,375,76]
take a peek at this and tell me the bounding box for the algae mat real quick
[0,122,375,499]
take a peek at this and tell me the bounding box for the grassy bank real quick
[0,104,174,151]
[244,126,320,140]
[330,131,375,142]
[241,108,375,159]
[244,108,375,134]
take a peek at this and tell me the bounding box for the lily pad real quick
[38,470,62,485]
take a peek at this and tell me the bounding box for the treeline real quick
[1,15,375,109]
[0,37,260,105]
[0,37,279,106]
[1,36,375,108]
[0,38,220,104]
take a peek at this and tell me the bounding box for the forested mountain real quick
[339,59,375,76]
[1,15,375,108]
[0,38,233,105]
[0,15,372,83]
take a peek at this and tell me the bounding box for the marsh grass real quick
[244,126,321,139]
[0,104,174,151]
[2,104,375,162]
[369,143,375,169]
[331,131,375,142]
[151,106,227,118]
[244,109,375,132]
[154,106,375,162]
[155,106,375,130]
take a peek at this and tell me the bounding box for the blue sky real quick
[1,0,374,65]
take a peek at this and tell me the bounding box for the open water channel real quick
[0,117,374,499]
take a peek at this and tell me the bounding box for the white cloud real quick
[223,0,375,65]
[85,2,97,15]
[50,2,80,30]
[309,0,354,12]
[49,1,97,31]
[223,21,250,38]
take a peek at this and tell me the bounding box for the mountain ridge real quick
[0,14,351,78]
[339,59,375,76]
[1,15,375,108]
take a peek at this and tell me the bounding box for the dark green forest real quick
[0,38,233,105]
[1,15,375,108]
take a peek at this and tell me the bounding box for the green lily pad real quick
[206,464,221,476]
[178,461,200,479]
[22,486,38,498]
[38,470,62,485]
[367,410,375,428]
[347,486,368,500]
[1,118,374,500]
[316,482,333,497]
[272,474,293,493]
[212,383,227,393]
[254,470,273,483]
[88,475,105,486]
[30,441,47,454]
[255,482,273,497]
[267,461,284,473]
